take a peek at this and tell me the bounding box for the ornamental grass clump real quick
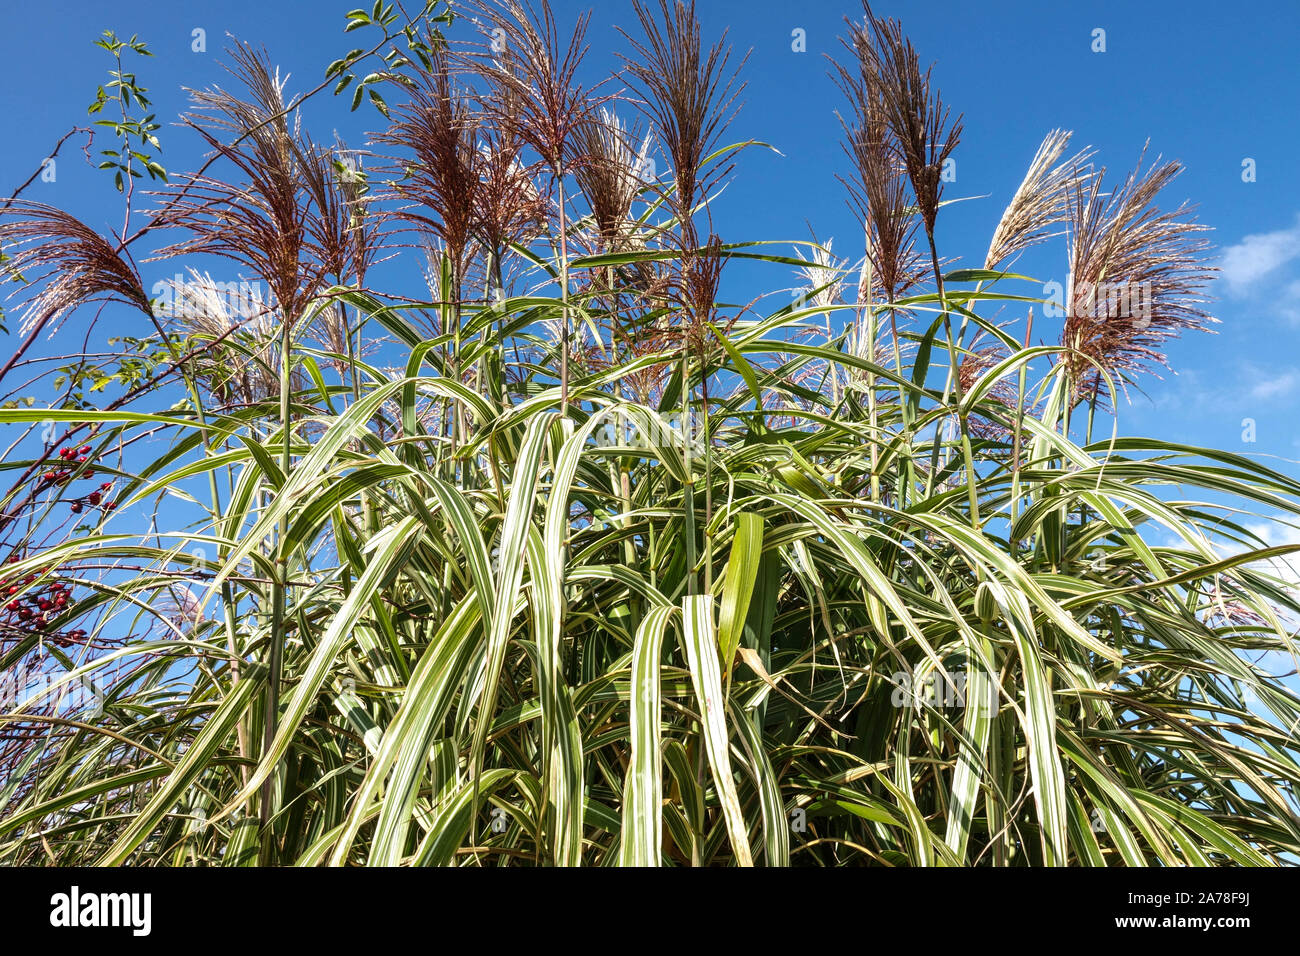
[0,0,1296,868]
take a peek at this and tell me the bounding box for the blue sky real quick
[2,0,1299,554]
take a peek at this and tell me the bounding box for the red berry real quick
[33,617,45,630]
[5,601,17,612]
[88,492,101,505]
[59,447,71,458]
[70,502,82,514]
[17,607,31,620]
[104,501,115,511]
[100,482,112,491]
[77,446,90,456]
[37,599,50,611]
[76,456,88,464]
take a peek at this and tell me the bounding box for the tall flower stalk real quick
[151,45,326,856]
[472,0,599,418]
[621,0,745,595]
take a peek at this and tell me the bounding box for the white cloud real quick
[1282,279,1300,326]
[1248,370,1300,402]
[1148,363,1300,414]
[1220,215,1300,291]
[1237,518,1300,589]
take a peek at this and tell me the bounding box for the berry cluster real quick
[1,556,87,647]
[39,446,115,516]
